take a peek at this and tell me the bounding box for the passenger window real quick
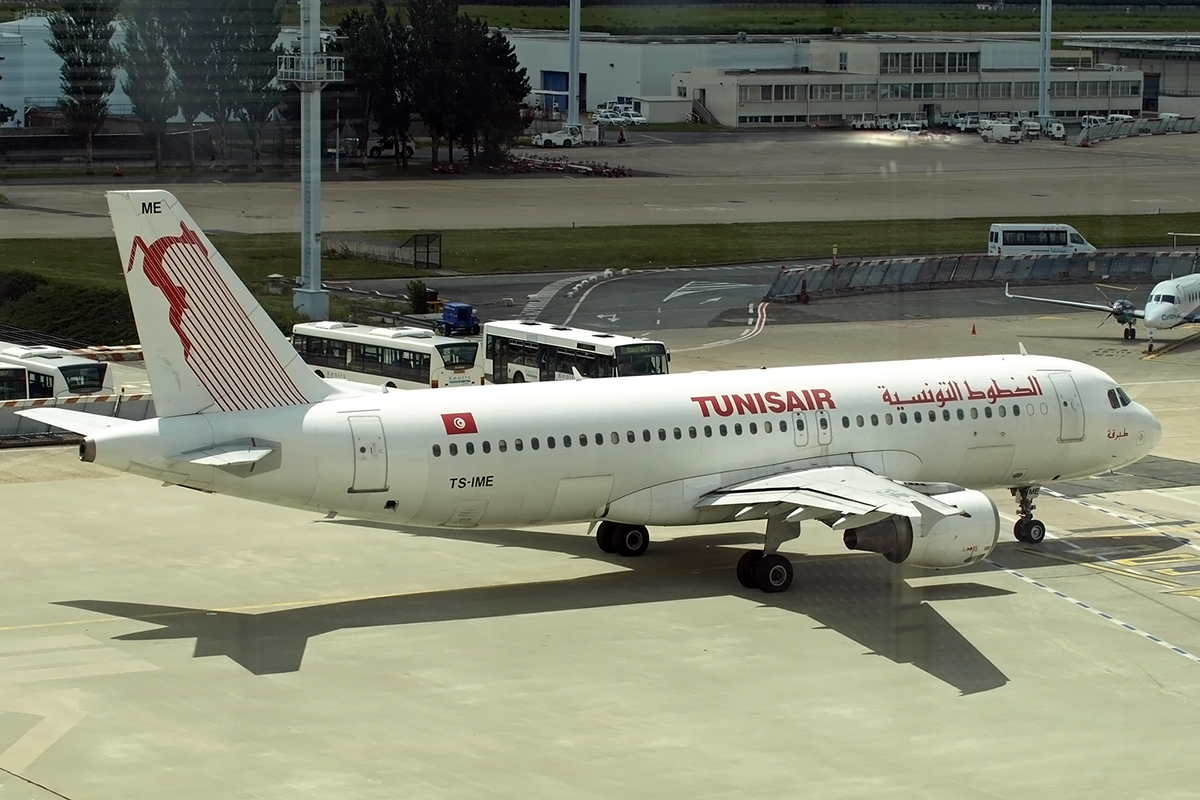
[482,441,491,453]
[449,443,458,456]
[432,444,441,457]
[596,433,604,445]
[819,417,828,430]
[885,413,893,425]
[984,407,993,419]
[780,420,788,433]
[499,440,508,452]
[970,408,979,420]
[748,422,757,434]
[913,412,921,424]
[998,405,1006,418]
[515,439,524,451]
[870,414,878,426]
[563,436,571,448]
[763,421,773,433]
[547,436,556,449]
[856,415,864,427]
[957,409,964,420]
[842,416,850,428]
[942,410,950,421]
[797,417,805,431]
[704,425,713,437]
[612,432,620,444]
[658,428,667,441]
[899,412,908,424]
[689,426,697,438]
[1012,405,1020,417]
[464,444,473,456]
[627,431,635,443]
[673,427,682,440]
[579,434,587,446]
[643,429,651,442]
[719,424,728,436]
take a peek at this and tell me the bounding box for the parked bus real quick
[483,320,669,384]
[0,343,114,401]
[987,223,1096,256]
[291,321,483,390]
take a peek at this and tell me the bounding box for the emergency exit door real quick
[348,415,388,493]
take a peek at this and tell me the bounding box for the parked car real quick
[368,137,414,158]
[592,110,623,125]
[619,111,648,125]
[892,122,922,136]
[1019,119,1041,139]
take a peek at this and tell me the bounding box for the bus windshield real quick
[615,344,667,376]
[59,363,108,394]
[435,342,479,371]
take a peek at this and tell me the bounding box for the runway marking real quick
[987,561,1200,667]
[675,301,769,352]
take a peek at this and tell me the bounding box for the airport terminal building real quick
[507,30,1148,126]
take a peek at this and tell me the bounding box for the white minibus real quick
[987,224,1097,256]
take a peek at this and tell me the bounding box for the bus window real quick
[436,342,479,371]
[28,372,55,399]
[59,363,108,394]
[615,343,667,376]
[0,367,25,400]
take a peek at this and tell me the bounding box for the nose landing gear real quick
[1010,485,1046,544]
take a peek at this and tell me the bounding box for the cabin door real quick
[348,415,389,493]
[1047,372,1085,442]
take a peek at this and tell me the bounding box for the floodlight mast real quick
[1038,0,1051,118]
[568,0,581,125]
[277,0,344,320]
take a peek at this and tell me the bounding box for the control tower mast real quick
[277,0,343,320]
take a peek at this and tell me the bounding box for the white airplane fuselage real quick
[86,353,1158,530]
[1144,273,1200,330]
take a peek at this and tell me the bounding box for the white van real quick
[988,224,1097,256]
[1081,115,1108,129]
[982,123,1022,144]
[1036,117,1066,140]
[1106,113,1135,123]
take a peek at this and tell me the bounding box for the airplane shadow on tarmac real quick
[57,526,1173,695]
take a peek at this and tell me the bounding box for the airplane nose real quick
[1140,407,1162,452]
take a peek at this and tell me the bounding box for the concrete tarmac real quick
[1,131,1198,237]
[2,312,1200,800]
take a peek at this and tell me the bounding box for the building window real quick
[880,52,903,74]
[949,52,978,73]
[1019,81,1039,98]
[738,85,762,103]
[981,81,1012,98]
[1079,80,1108,97]
[809,84,842,101]
[839,51,848,71]
[913,82,942,99]
[676,85,688,98]
[880,83,912,100]
[845,84,875,101]
[1050,81,1077,97]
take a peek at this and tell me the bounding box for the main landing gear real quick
[1122,326,1137,340]
[1010,485,1046,544]
[594,517,801,593]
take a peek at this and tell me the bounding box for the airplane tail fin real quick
[107,190,334,417]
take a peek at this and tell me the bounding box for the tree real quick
[453,19,529,167]
[406,0,463,166]
[120,0,177,173]
[47,0,121,174]
[0,53,17,125]
[235,0,285,173]
[203,4,248,171]
[162,3,210,171]
[340,0,414,170]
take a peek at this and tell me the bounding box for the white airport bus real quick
[0,343,114,401]
[291,321,483,389]
[483,320,669,383]
[987,224,1097,256]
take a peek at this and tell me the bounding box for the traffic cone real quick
[971,324,977,335]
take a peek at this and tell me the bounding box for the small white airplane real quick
[1005,275,1200,352]
[21,191,1161,594]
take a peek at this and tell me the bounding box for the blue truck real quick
[434,302,480,337]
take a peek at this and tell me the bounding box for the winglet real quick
[107,190,334,417]
[1018,341,1029,356]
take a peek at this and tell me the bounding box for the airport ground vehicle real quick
[0,343,113,400]
[434,302,482,337]
[850,113,879,129]
[987,223,1096,256]
[530,124,601,148]
[483,320,668,383]
[982,123,1023,144]
[1019,119,1041,139]
[956,115,980,132]
[1035,117,1066,139]
[292,321,483,389]
[368,138,414,158]
[1081,115,1108,128]
[592,110,623,125]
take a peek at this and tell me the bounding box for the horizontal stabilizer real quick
[16,408,134,435]
[172,438,280,476]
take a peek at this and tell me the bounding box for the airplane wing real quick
[16,408,134,435]
[1004,283,1144,318]
[696,465,965,530]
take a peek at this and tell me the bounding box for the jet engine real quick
[842,489,999,569]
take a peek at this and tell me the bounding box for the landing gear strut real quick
[1147,328,1155,354]
[736,517,801,593]
[1122,326,1137,340]
[1010,486,1046,544]
[595,520,650,557]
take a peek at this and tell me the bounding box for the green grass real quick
[285,3,1200,35]
[2,213,1197,295]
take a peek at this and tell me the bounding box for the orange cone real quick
[971,324,977,335]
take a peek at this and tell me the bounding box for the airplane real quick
[20,190,1161,596]
[1005,275,1200,352]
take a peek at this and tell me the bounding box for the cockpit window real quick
[1163,295,1177,304]
[1107,389,1121,409]
[1115,387,1132,407]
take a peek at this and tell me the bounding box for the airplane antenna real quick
[1018,342,1029,356]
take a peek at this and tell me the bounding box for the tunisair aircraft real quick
[22,191,1161,594]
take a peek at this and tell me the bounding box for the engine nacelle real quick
[842,489,999,569]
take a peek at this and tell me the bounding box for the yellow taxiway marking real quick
[1023,547,1183,588]
[1144,328,1200,359]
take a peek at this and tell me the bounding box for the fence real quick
[766,251,1200,301]
[1073,115,1200,146]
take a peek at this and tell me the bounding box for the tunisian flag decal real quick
[441,412,478,435]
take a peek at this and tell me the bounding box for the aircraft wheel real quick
[753,553,793,593]
[1013,519,1029,542]
[736,550,762,589]
[1025,519,1046,544]
[613,524,650,557]
[596,521,617,554]
[1130,329,1137,340]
